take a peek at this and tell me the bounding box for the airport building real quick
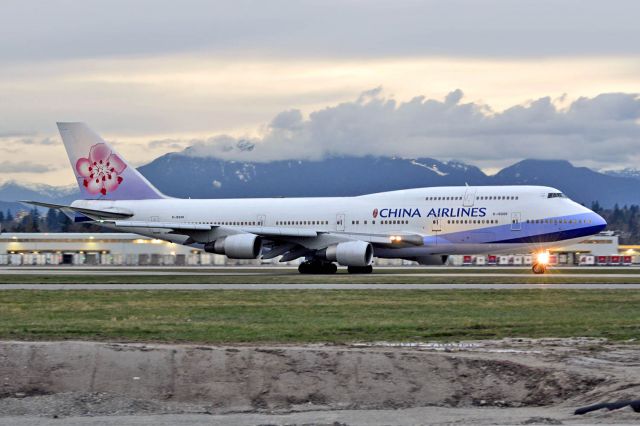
[0,233,226,266]
[0,232,637,266]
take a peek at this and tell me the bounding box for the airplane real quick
[25,123,607,274]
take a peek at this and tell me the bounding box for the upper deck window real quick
[547,192,566,199]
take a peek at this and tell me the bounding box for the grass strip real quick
[1,275,640,284]
[1,290,639,343]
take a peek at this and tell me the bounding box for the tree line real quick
[0,208,107,233]
[591,203,640,244]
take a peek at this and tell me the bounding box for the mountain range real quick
[137,155,640,208]
[1,156,639,213]
[603,168,640,180]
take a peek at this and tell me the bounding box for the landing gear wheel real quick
[323,262,338,274]
[298,262,311,274]
[298,261,337,274]
[532,263,546,274]
[347,265,373,274]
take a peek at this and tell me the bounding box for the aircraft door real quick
[336,213,345,231]
[430,218,442,233]
[257,214,266,227]
[511,212,521,231]
[463,189,476,207]
[148,216,161,235]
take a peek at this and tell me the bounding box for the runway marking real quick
[2,283,640,290]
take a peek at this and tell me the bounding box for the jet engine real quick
[204,234,263,259]
[322,241,373,266]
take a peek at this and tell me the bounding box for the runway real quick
[1,268,640,278]
[3,283,640,290]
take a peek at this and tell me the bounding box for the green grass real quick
[1,290,639,343]
[1,274,640,284]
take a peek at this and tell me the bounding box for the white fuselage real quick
[72,185,607,259]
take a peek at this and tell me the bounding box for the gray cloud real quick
[0,161,56,173]
[270,110,304,131]
[0,131,31,138]
[13,137,58,146]
[1,1,638,62]
[148,138,188,151]
[183,89,640,170]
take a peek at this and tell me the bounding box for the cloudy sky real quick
[1,0,639,185]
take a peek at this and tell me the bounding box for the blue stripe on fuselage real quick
[428,213,605,245]
[490,224,605,243]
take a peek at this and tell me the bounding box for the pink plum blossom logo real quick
[75,143,127,196]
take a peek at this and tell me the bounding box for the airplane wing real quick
[113,220,212,231]
[112,221,319,237]
[110,220,423,259]
[27,208,424,262]
[110,221,421,246]
[109,220,320,261]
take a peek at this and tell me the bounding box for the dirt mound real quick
[0,341,605,413]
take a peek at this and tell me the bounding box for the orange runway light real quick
[536,251,550,265]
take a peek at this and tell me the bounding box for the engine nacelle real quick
[204,234,263,259]
[323,241,373,266]
[413,255,449,265]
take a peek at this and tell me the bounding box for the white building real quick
[0,232,633,266]
[0,233,230,266]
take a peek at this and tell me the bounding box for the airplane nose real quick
[591,212,607,232]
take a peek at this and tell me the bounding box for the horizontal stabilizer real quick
[21,200,134,219]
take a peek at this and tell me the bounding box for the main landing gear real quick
[297,261,374,274]
[298,261,337,274]
[347,265,373,274]
[532,263,547,274]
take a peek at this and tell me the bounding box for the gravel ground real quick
[1,339,639,425]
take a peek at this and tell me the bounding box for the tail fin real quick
[57,122,165,200]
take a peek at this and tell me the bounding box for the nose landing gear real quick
[532,263,546,274]
[532,252,550,274]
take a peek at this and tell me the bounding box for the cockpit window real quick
[547,192,566,199]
